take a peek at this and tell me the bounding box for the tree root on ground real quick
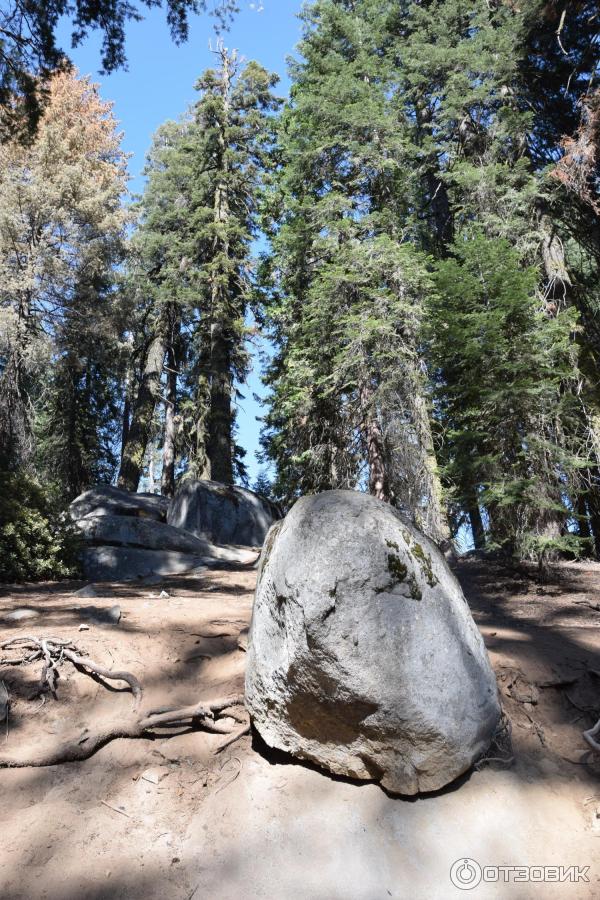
[0,636,249,767]
[583,718,600,754]
[0,636,143,704]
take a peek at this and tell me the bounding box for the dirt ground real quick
[0,556,599,900]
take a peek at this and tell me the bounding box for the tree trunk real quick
[206,320,234,484]
[161,345,177,497]
[120,335,135,461]
[540,214,571,314]
[411,382,450,546]
[586,469,600,558]
[193,321,213,480]
[576,494,592,546]
[359,380,390,502]
[465,487,486,550]
[203,45,235,485]
[118,328,166,493]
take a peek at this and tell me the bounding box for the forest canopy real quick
[0,0,599,580]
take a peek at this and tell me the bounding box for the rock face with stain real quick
[245,490,500,795]
[167,479,280,547]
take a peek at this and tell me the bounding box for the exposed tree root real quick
[0,636,249,768]
[0,691,248,768]
[0,636,143,705]
[583,717,600,753]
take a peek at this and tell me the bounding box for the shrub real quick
[0,471,81,582]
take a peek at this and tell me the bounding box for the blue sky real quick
[56,1,304,486]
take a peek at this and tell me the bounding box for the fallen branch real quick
[100,799,132,819]
[62,648,142,705]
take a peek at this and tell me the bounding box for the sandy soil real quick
[0,556,599,900]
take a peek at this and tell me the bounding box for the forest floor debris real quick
[0,558,598,898]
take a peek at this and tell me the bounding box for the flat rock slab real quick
[82,545,258,582]
[246,490,501,795]
[75,514,213,555]
[82,547,209,582]
[70,485,170,522]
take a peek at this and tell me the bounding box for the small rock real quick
[237,628,249,652]
[78,623,90,632]
[159,590,170,599]
[4,608,40,622]
[108,605,121,623]
[73,584,100,598]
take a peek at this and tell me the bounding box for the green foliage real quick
[0,471,81,582]
[127,49,281,486]
[262,0,599,560]
[428,232,584,557]
[0,71,130,495]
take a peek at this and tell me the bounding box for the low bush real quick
[0,471,81,582]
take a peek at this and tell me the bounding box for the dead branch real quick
[62,648,142,705]
[0,688,247,768]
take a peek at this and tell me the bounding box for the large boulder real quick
[81,547,206,582]
[70,485,169,522]
[167,480,280,547]
[245,490,501,795]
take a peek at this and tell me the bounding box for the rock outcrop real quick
[70,484,259,581]
[167,480,280,547]
[245,490,501,795]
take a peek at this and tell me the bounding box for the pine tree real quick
[261,0,448,541]
[119,47,280,491]
[428,232,583,561]
[189,45,280,483]
[0,70,129,496]
[118,119,193,493]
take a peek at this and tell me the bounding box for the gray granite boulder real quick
[70,485,169,522]
[245,490,501,795]
[75,514,211,555]
[167,480,280,547]
[82,544,257,582]
[81,547,206,582]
